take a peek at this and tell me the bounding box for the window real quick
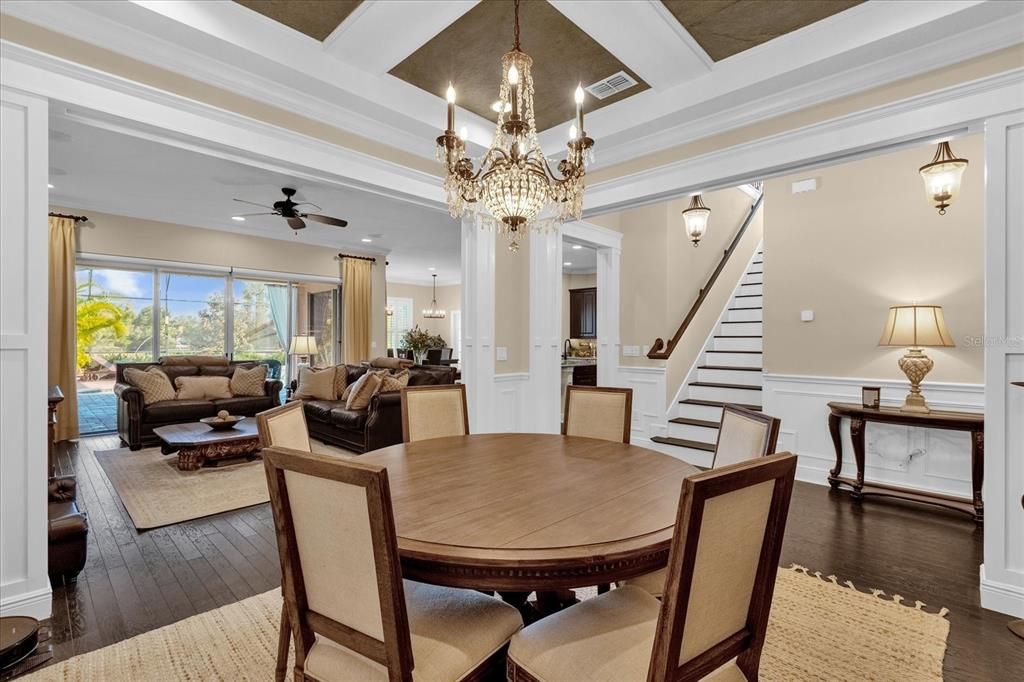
[75,265,156,380]
[387,297,414,351]
[158,272,228,357]
[232,278,289,378]
[295,283,339,367]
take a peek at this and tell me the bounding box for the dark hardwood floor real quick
[29,436,1024,681]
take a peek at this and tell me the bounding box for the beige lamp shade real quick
[878,305,955,348]
[289,334,319,356]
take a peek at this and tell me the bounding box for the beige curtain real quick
[341,257,373,365]
[49,216,79,441]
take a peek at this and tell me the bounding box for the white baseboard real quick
[0,586,52,620]
[980,564,1024,618]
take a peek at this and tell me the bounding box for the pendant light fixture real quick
[682,194,711,246]
[422,274,446,319]
[919,141,968,215]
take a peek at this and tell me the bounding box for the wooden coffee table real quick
[153,419,262,471]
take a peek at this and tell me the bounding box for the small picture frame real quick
[862,386,881,409]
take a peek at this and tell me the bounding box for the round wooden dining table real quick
[359,432,700,591]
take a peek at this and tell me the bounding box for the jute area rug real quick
[26,566,949,681]
[95,440,352,530]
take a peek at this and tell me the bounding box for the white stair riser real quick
[689,384,762,404]
[678,402,724,421]
[738,283,763,296]
[670,422,720,442]
[719,321,762,336]
[733,295,762,307]
[698,367,764,384]
[726,308,762,322]
[671,445,717,465]
[713,336,762,352]
[742,273,763,285]
[704,351,762,367]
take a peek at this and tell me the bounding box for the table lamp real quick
[288,334,319,368]
[878,305,955,413]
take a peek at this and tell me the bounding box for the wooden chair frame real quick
[263,446,414,682]
[400,383,469,443]
[256,401,310,449]
[710,404,781,469]
[649,453,796,682]
[562,385,634,444]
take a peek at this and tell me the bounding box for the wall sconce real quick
[919,141,968,215]
[682,194,711,246]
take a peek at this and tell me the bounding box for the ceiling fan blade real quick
[233,198,274,209]
[287,216,306,230]
[302,213,348,228]
[234,212,277,217]
[293,201,322,211]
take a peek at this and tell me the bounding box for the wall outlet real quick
[800,310,815,322]
[496,347,508,361]
[622,345,640,357]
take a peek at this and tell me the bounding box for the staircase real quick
[652,245,764,461]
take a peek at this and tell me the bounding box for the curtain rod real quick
[338,253,377,263]
[49,212,88,222]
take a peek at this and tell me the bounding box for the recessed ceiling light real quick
[231,216,246,221]
[428,267,437,272]
[571,244,582,250]
[361,238,372,243]
[491,100,512,113]
[563,261,573,266]
[47,183,54,189]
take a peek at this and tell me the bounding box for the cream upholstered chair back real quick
[263,447,413,678]
[711,404,781,469]
[649,453,796,681]
[256,401,312,452]
[563,386,633,444]
[401,384,469,443]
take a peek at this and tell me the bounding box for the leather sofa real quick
[115,358,283,450]
[292,364,457,453]
[48,477,88,584]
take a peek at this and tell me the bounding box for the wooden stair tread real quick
[679,398,762,411]
[721,321,760,324]
[698,365,762,371]
[669,417,720,428]
[714,334,762,338]
[728,306,763,310]
[706,350,762,354]
[690,381,763,391]
[735,294,762,298]
[747,271,763,275]
[651,436,716,451]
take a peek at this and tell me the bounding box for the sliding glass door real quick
[232,278,290,379]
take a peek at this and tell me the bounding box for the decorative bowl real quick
[200,414,243,431]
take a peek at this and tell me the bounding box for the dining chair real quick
[623,404,782,598]
[440,347,453,362]
[425,348,443,365]
[400,384,469,443]
[263,446,522,682]
[562,385,633,444]
[507,453,797,682]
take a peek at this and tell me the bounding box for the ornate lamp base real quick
[898,347,934,414]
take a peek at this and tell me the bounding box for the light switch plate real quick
[622,345,640,357]
[792,178,818,194]
[496,347,508,361]
[800,310,814,322]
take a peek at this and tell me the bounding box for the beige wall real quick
[762,135,984,383]
[561,272,597,343]
[386,281,461,342]
[495,234,530,373]
[65,207,388,357]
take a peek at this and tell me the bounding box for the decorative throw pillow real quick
[346,370,386,410]
[378,369,410,394]
[370,356,414,370]
[333,365,349,401]
[293,366,336,401]
[175,376,232,401]
[124,367,176,405]
[231,364,267,397]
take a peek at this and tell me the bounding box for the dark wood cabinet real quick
[572,363,597,386]
[568,287,597,339]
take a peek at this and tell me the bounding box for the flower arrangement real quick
[400,326,447,363]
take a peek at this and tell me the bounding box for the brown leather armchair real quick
[48,477,88,584]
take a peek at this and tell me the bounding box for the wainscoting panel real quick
[616,366,675,454]
[764,373,983,496]
[490,373,530,433]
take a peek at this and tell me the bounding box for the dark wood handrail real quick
[647,193,764,360]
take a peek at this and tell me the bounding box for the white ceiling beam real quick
[547,0,710,90]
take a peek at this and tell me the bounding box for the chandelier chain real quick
[513,0,521,51]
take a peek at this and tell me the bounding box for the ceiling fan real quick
[233,187,349,230]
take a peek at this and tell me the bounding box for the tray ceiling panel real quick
[389,0,648,132]
[234,0,362,41]
[662,0,862,62]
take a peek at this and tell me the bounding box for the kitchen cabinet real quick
[572,363,597,386]
[569,287,597,339]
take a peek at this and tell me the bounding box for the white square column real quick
[460,214,496,433]
[528,228,563,433]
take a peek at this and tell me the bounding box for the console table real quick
[827,401,984,523]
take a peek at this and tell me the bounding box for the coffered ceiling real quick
[233,0,363,41]
[661,1,862,62]
[390,0,648,132]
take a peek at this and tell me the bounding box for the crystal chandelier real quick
[436,0,594,252]
[422,274,446,319]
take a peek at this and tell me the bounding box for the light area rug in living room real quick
[95,441,351,530]
[25,566,950,681]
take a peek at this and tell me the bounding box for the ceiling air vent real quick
[584,71,638,100]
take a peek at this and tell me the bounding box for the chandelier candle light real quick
[423,274,446,319]
[436,0,594,252]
